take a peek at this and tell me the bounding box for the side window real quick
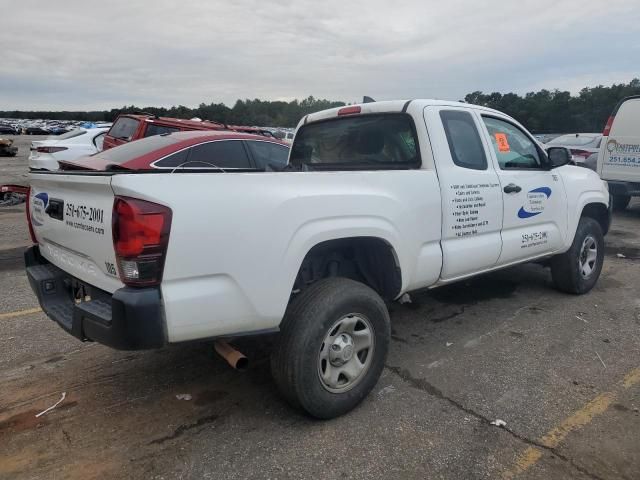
[144,124,180,137]
[440,110,487,170]
[108,117,140,141]
[246,141,290,169]
[155,140,251,169]
[482,116,542,170]
[153,149,188,168]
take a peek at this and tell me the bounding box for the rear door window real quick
[154,140,251,169]
[290,113,420,169]
[246,141,289,169]
[440,110,487,170]
[108,117,140,141]
[144,124,180,137]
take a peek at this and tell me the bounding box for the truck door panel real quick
[478,115,568,265]
[424,107,503,280]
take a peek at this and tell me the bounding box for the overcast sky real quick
[1,0,639,110]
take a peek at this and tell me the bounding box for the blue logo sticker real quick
[31,192,49,226]
[517,207,541,219]
[529,187,551,198]
[518,187,551,219]
[35,192,49,207]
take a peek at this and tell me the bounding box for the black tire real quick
[550,217,604,294]
[271,277,390,419]
[612,194,631,211]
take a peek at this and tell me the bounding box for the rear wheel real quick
[612,194,631,211]
[550,217,604,294]
[271,278,390,419]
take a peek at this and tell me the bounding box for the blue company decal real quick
[31,192,49,226]
[35,192,49,206]
[517,187,551,219]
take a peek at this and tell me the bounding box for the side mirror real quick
[546,147,571,168]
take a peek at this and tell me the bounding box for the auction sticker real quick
[495,133,510,152]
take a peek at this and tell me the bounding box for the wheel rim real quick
[318,313,375,393]
[579,235,598,278]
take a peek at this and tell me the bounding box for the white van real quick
[597,95,640,210]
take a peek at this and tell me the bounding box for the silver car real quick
[545,133,602,164]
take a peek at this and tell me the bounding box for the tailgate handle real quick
[45,198,64,221]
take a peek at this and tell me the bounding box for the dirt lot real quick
[1,147,639,479]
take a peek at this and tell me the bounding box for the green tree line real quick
[2,79,640,131]
[465,79,640,133]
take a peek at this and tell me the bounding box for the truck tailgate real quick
[29,173,123,293]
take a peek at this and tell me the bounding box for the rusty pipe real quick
[214,340,248,370]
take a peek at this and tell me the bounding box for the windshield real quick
[290,113,420,169]
[94,134,182,165]
[547,134,599,147]
[108,116,140,141]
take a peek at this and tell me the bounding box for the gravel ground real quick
[0,153,639,479]
[0,134,43,187]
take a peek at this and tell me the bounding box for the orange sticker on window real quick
[495,133,510,152]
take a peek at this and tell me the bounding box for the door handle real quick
[503,183,522,194]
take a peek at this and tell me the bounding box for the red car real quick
[62,130,290,171]
[102,114,227,151]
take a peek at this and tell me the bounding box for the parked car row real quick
[24,114,292,171]
[29,127,110,171]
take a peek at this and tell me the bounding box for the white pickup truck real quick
[25,99,610,418]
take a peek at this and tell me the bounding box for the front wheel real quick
[271,278,390,419]
[550,217,604,294]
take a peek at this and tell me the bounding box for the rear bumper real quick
[607,181,640,197]
[25,245,166,350]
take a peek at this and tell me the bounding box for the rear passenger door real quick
[424,106,503,281]
[478,115,568,265]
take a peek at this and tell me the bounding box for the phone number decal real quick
[521,230,549,249]
[65,203,104,224]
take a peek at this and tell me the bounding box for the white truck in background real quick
[25,99,610,418]
[597,95,640,210]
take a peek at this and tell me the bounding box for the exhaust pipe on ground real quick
[214,340,248,371]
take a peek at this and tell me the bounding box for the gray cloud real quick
[1,0,639,110]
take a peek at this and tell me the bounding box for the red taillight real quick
[112,196,172,287]
[25,188,37,244]
[570,149,592,159]
[602,115,614,136]
[338,106,362,116]
[36,146,68,154]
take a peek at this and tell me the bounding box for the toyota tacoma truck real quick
[25,99,610,419]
